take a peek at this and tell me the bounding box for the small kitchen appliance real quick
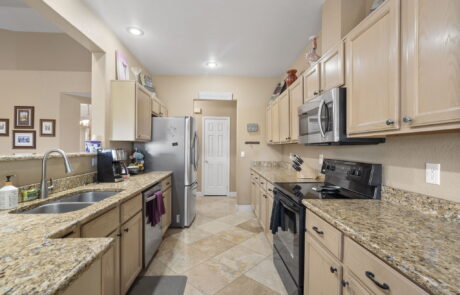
[97,149,129,183]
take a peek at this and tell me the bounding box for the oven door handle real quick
[317,99,326,138]
[279,198,299,213]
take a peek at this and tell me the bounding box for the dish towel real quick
[154,191,166,225]
[270,194,285,234]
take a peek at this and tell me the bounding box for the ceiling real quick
[83,0,323,77]
[0,0,61,33]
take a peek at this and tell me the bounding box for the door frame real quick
[202,116,230,196]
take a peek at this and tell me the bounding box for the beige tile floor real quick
[144,196,288,295]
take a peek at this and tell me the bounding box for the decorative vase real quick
[285,69,298,86]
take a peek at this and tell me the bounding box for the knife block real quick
[296,162,317,179]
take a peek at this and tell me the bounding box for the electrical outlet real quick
[289,153,293,160]
[426,163,440,185]
[240,151,245,158]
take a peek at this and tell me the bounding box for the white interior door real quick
[203,117,230,196]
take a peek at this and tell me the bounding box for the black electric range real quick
[271,159,382,295]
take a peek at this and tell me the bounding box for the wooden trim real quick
[39,119,56,137]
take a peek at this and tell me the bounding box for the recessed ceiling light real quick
[206,61,218,68]
[127,27,144,36]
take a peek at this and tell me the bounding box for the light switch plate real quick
[240,151,245,157]
[426,163,440,185]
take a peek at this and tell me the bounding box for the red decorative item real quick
[285,69,298,86]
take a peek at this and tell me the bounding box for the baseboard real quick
[236,205,252,211]
[227,192,237,197]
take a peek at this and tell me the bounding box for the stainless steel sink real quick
[56,191,119,203]
[20,202,94,214]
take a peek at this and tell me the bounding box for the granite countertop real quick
[0,152,96,162]
[302,199,460,295]
[0,171,171,295]
[251,166,324,183]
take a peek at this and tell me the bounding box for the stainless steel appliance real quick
[298,88,385,145]
[135,116,198,228]
[97,149,128,183]
[143,184,163,267]
[271,159,382,295]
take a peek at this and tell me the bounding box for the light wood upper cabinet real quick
[266,104,273,144]
[160,104,168,117]
[346,0,401,135]
[278,91,290,143]
[403,0,460,128]
[120,212,142,295]
[111,81,152,142]
[289,77,303,142]
[303,64,321,102]
[151,98,161,116]
[271,99,280,143]
[321,41,345,92]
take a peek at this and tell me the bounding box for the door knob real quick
[385,119,395,126]
[403,116,413,123]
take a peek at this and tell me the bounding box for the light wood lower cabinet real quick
[121,212,143,295]
[343,270,375,295]
[251,170,275,238]
[102,235,119,295]
[259,189,268,232]
[251,179,257,209]
[161,188,172,234]
[63,258,102,295]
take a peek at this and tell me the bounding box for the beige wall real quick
[153,75,283,204]
[193,100,237,192]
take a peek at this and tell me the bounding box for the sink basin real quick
[20,202,94,214]
[56,191,119,203]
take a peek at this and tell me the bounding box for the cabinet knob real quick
[341,280,349,287]
[117,233,122,237]
[313,91,319,95]
[330,266,338,273]
[124,228,129,233]
[402,116,413,123]
[385,119,395,126]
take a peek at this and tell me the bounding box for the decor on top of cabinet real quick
[14,106,34,129]
[39,119,55,137]
[139,73,155,93]
[116,50,130,80]
[0,119,9,136]
[285,69,298,86]
[306,35,321,66]
[271,82,284,100]
[12,130,36,149]
[370,0,385,13]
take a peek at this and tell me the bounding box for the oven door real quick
[273,190,305,293]
[298,89,339,144]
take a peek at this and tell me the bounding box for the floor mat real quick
[128,276,187,295]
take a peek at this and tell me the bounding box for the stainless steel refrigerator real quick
[134,116,198,227]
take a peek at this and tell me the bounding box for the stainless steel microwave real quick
[298,88,385,145]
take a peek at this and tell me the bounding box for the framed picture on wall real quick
[40,119,56,137]
[0,119,9,136]
[14,106,34,129]
[13,130,36,149]
[116,50,130,80]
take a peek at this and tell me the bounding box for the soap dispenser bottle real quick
[0,175,19,209]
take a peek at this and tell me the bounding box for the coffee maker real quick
[97,149,129,182]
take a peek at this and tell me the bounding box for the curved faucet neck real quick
[40,149,73,199]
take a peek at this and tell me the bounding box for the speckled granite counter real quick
[302,199,460,295]
[0,171,171,295]
[251,166,323,183]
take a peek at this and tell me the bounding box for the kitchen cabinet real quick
[303,64,320,102]
[260,188,268,232]
[63,258,102,295]
[305,236,342,295]
[102,238,118,295]
[266,104,273,144]
[81,207,119,238]
[266,189,274,235]
[271,99,280,143]
[120,194,142,224]
[111,81,152,142]
[342,271,374,295]
[278,91,290,143]
[320,41,345,93]
[289,77,303,142]
[251,178,257,209]
[120,212,143,295]
[160,103,168,117]
[152,98,161,116]
[321,0,369,52]
[161,188,172,234]
[346,0,401,135]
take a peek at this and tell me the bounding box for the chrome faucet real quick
[40,149,73,199]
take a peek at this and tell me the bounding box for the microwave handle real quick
[318,99,326,138]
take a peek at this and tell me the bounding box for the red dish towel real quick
[154,191,166,225]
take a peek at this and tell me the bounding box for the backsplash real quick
[252,161,291,169]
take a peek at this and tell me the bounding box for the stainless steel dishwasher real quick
[143,184,163,267]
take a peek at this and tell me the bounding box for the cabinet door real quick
[161,188,172,234]
[251,180,257,209]
[135,86,152,141]
[303,64,321,102]
[102,231,120,295]
[152,98,161,115]
[271,100,280,143]
[321,41,345,92]
[346,0,401,135]
[260,190,267,231]
[289,77,303,142]
[266,194,273,234]
[160,104,168,117]
[255,185,260,219]
[278,91,290,143]
[120,212,142,295]
[404,0,460,128]
[305,237,342,295]
[266,105,273,144]
[343,271,375,295]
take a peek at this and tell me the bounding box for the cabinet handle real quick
[268,189,273,192]
[166,182,170,186]
[341,280,349,287]
[124,228,129,233]
[403,116,413,123]
[312,226,324,235]
[313,91,319,95]
[117,233,122,237]
[385,119,395,126]
[260,182,264,184]
[330,266,337,273]
[365,271,390,290]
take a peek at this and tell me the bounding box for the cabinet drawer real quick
[121,194,142,224]
[161,176,172,190]
[306,210,343,260]
[82,207,119,238]
[266,182,275,195]
[344,237,428,295]
[258,177,267,192]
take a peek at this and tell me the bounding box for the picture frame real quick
[14,106,34,129]
[40,119,56,137]
[0,119,9,136]
[13,130,36,149]
[116,50,130,80]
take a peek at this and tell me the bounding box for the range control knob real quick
[354,169,361,176]
[330,165,336,171]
